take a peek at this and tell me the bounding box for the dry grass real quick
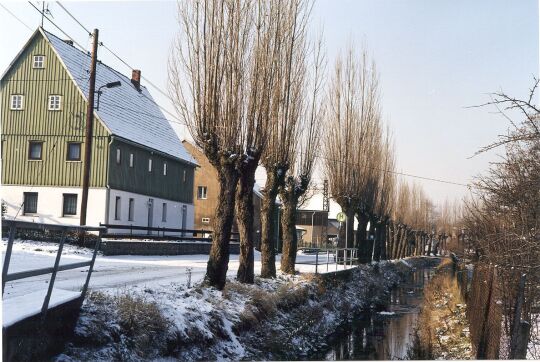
[416,272,472,359]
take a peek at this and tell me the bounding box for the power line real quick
[55,1,91,36]
[0,3,33,31]
[13,7,468,190]
[27,1,86,50]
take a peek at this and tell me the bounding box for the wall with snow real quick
[1,185,106,227]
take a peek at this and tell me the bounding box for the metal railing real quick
[2,219,104,319]
[99,223,240,241]
[296,247,358,274]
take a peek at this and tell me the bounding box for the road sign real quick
[336,212,346,222]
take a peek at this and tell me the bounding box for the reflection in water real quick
[325,268,436,360]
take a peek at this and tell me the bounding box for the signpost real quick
[336,212,348,249]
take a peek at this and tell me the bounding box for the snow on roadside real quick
[56,263,404,361]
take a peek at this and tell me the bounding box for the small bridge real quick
[2,219,103,361]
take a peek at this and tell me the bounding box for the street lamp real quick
[96,81,122,110]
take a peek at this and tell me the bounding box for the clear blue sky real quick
[1,0,538,206]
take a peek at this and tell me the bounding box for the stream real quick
[323,265,442,360]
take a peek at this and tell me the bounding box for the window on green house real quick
[33,55,45,68]
[62,194,77,216]
[48,95,62,110]
[115,196,121,220]
[128,198,134,221]
[23,192,38,214]
[66,142,81,161]
[148,158,153,172]
[28,141,43,160]
[10,95,24,110]
[129,153,134,167]
[116,148,121,164]
[163,162,167,176]
[162,203,167,222]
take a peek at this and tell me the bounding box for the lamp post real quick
[96,81,122,110]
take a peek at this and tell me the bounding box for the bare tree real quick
[279,36,325,274]
[169,0,258,289]
[259,0,312,279]
[234,1,288,284]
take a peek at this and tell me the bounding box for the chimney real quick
[131,69,141,91]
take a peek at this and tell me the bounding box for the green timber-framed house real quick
[1,28,197,231]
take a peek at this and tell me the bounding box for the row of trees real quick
[169,0,455,290]
[461,80,539,358]
[322,45,455,264]
[169,0,322,289]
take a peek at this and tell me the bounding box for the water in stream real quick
[324,267,438,360]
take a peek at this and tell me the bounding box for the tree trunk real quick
[205,166,239,290]
[391,223,399,259]
[260,168,285,278]
[356,213,370,263]
[280,190,298,274]
[379,221,388,260]
[373,221,382,262]
[398,227,408,259]
[235,172,256,284]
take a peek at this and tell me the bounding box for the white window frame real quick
[128,198,134,221]
[10,95,24,110]
[202,217,210,223]
[148,158,153,172]
[162,203,167,222]
[48,95,62,111]
[129,153,134,168]
[198,186,208,200]
[33,55,45,68]
[114,196,121,220]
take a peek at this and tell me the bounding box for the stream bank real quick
[55,257,439,361]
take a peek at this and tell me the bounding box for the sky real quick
[1,0,538,211]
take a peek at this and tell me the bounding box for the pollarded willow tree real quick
[323,46,382,250]
[279,37,326,274]
[169,0,274,289]
[259,0,312,279]
[233,1,291,284]
[372,132,396,261]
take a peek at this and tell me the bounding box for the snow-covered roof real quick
[41,29,196,165]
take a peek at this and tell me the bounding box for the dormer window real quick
[10,95,24,110]
[33,55,45,68]
[48,95,62,110]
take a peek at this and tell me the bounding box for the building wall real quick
[1,185,106,226]
[0,185,194,231]
[182,141,263,239]
[106,188,194,233]
[1,31,110,188]
[108,139,194,204]
[182,141,221,230]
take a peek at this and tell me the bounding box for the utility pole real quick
[80,28,99,226]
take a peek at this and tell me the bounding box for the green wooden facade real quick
[108,139,194,203]
[1,30,194,204]
[1,32,109,187]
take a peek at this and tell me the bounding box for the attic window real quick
[33,55,45,68]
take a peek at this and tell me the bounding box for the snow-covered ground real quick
[2,239,354,301]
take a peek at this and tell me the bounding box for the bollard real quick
[315,250,319,274]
